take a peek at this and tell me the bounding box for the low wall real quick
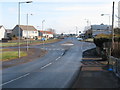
[109,56,120,78]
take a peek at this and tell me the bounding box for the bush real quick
[94,38,111,47]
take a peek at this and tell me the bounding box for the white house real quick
[38,30,54,39]
[12,25,38,39]
[0,25,7,40]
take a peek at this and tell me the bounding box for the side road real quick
[72,48,120,89]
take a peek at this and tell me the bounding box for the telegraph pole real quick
[112,1,115,50]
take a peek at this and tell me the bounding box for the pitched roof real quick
[6,29,13,33]
[17,25,37,31]
[38,30,54,34]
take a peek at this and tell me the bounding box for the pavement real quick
[72,48,120,89]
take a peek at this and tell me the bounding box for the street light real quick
[18,1,32,58]
[42,20,45,32]
[42,20,45,47]
[26,13,33,51]
[76,26,78,36]
[101,14,110,30]
[101,14,111,66]
[84,19,90,26]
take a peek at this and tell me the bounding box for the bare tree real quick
[47,28,56,34]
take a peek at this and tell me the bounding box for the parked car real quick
[77,38,83,41]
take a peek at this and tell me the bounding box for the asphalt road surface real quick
[1,37,95,88]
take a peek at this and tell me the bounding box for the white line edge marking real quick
[40,63,52,69]
[0,73,30,86]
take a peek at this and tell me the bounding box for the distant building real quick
[38,30,54,39]
[12,25,38,39]
[118,1,120,27]
[91,24,112,37]
[84,24,112,38]
[0,25,7,40]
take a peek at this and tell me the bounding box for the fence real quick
[109,56,120,78]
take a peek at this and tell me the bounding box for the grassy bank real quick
[0,51,27,61]
[0,39,61,47]
[1,42,26,47]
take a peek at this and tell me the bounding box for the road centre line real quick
[0,73,30,86]
[55,57,61,61]
[40,63,52,69]
[1,53,63,86]
[61,53,63,56]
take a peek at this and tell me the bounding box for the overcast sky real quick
[0,0,119,34]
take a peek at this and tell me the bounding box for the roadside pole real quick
[109,1,115,71]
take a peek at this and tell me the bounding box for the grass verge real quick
[0,51,27,61]
[1,39,61,47]
[1,42,25,47]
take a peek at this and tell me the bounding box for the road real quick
[1,37,95,88]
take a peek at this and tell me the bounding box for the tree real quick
[114,28,120,34]
[47,28,56,34]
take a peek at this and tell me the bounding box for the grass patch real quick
[44,39,61,43]
[85,38,94,42]
[0,49,12,51]
[1,42,26,47]
[0,39,61,47]
[0,51,27,61]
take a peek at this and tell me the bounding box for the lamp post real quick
[84,19,90,26]
[42,20,45,32]
[18,1,32,58]
[101,14,111,66]
[101,14,110,30]
[76,26,78,36]
[42,20,45,47]
[26,13,33,51]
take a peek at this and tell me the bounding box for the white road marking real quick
[0,73,30,86]
[41,47,64,51]
[55,57,61,61]
[61,44,74,46]
[61,53,64,56]
[40,63,52,69]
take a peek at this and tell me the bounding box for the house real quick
[38,30,54,39]
[12,25,38,39]
[0,25,7,40]
[6,29,13,39]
